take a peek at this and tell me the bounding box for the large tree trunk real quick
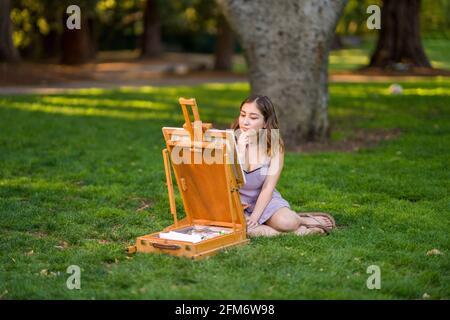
[0,0,20,62]
[369,0,431,68]
[216,0,347,147]
[214,14,234,71]
[141,0,162,58]
[61,12,93,65]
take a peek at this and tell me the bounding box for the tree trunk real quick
[0,0,20,62]
[141,0,162,58]
[331,33,344,50]
[216,0,347,147]
[87,16,97,60]
[214,14,234,71]
[42,30,60,60]
[61,12,93,65]
[369,0,431,68]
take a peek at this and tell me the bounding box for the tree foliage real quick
[6,0,450,59]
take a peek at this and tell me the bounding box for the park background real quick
[0,0,449,299]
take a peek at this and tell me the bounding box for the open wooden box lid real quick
[161,98,246,228]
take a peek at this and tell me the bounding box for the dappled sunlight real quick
[118,86,194,96]
[41,86,206,99]
[330,51,450,72]
[64,88,109,96]
[0,177,74,193]
[401,87,450,96]
[330,80,450,98]
[48,92,183,106]
[0,177,132,212]
[0,101,185,121]
[328,39,450,71]
[202,82,248,91]
[39,96,173,111]
[329,106,369,118]
[329,48,371,70]
[330,85,386,97]
[431,61,448,69]
[0,80,448,127]
[117,86,160,94]
[329,53,369,64]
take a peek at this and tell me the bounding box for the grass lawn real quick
[0,78,449,299]
[329,38,450,71]
[233,38,450,73]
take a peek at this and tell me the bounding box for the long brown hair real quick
[231,95,285,156]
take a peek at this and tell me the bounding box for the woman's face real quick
[239,101,266,133]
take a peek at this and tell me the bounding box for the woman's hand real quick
[245,215,260,229]
[237,131,249,149]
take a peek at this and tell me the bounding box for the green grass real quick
[329,38,450,71]
[233,38,450,73]
[0,79,449,299]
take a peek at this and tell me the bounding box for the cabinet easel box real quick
[127,97,250,259]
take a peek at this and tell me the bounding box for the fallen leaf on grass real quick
[426,249,442,256]
[134,198,153,212]
[139,288,148,294]
[26,250,34,256]
[55,240,70,250]
[39,269,58,277]
[136,203,151,212]
[0,290,8,299]
[29,231,48,238]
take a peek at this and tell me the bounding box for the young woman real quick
[231,95,336,237]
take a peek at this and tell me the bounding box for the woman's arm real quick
[236,131,249,169]
[248,150,285,224]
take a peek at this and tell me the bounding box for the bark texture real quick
[214,14,234,70]
[141,0,162,58]
[216,0,347,147]
[0,0,20,62]
[369,0,431,68]
[61,13,93,65]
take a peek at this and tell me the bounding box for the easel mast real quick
[162,148,178,227]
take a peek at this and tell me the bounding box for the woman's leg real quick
[265,207,327,235]
[247,224,281,237]
[265,207,302,232]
